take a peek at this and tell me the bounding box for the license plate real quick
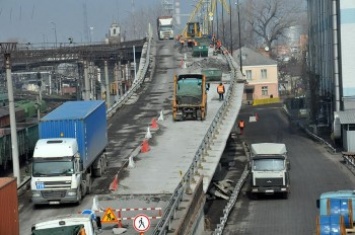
[265,190,274,193]
[49,201,60,205]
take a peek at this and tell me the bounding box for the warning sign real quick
[133,214,150,233]
[101,208,118,223]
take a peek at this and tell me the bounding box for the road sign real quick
[101,208,118,223]
[133,214,151,233]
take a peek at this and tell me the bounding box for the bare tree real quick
[121,2,164,40]
[246,0,304,57]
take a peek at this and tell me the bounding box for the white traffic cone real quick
[182,59,187,69]
[91,195,100,211]
[145,126,152,139]
[158,110,164,121]
[128,155,135,168]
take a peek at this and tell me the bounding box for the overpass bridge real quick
[85,36,246,234]
[17,29,246,234]
[0,39,145,71]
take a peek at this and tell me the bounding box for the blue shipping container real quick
[39,101,108,170]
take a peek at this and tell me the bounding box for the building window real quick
[261,86,268,96]
[261,69,267,79]
[246,70,252,80]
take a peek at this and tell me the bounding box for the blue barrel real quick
[327,198,353,228]
[317,215,345,235]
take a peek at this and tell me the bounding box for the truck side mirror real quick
[316,199,320,208]
[287,160,291,170]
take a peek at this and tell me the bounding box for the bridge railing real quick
[106,34,152,118]
[152,48,245,235]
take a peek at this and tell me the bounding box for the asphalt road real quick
[222,104,355,235]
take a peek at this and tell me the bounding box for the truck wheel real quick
[76,187,82,204]
[196,110,202,121]
[282,192,289,199]
[86,176,92,194]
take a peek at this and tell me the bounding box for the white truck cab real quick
[249,143,290,199]
[31,138,84,205]
[31,213,100,235]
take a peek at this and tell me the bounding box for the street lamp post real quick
[236,0,243,73]
[51,21,57,48]
[229,0,233,55]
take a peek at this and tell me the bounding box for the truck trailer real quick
[31,101,108,205]
[157,16,174,40]
[172,73,208,121]
[249,143,290,199]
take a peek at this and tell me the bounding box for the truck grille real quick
[177,96,202,105]
[41,190,67,199]
[255,177,283,187]
[43,181,71,188]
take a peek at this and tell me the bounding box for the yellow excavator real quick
[184,22,203,47]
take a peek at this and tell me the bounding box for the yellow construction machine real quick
[172,73,208,121]
[184,22,203,47]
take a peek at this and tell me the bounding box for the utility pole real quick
[236,0,243,73]
[0,42,21,185]
[229,0,233,55]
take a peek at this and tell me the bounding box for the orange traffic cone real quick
[109,174,119,191]
[150,118,159,129]
[140,139,151,153]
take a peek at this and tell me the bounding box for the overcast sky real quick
[0,0,193,45]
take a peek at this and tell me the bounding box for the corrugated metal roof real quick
[233,47,277,66]
[41,100,104,121]
[335,110,355,124]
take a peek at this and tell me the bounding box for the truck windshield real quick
[32,161,74,177]
[252,159,284,171]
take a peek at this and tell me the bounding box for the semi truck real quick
[315,190,355,234]
[157,16,174,40]
[172,73,208,121]
[31,101,108,205]
[249,143,290,199]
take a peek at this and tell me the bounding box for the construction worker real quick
[217,82,225,101]
[216,39,222,53]
[238,119,245,135]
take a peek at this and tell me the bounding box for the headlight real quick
[67,191,77,196]
[32,191,41,197]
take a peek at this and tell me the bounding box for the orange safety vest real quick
[217,85,224,94]
[238,121,245,128]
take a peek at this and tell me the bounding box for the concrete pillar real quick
[5,53,20,185]
[84,60,90,100]
[104,61,111,108]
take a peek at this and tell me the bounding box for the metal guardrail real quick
[152,47,242,234]
[106,35,152,118]
[342,153,355,175]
